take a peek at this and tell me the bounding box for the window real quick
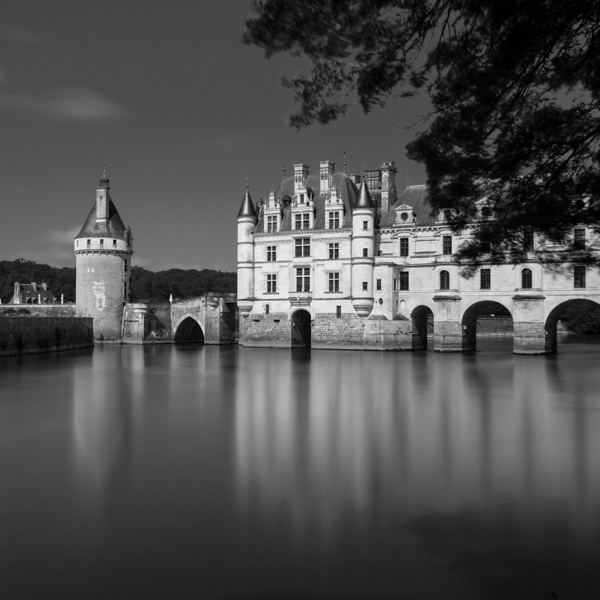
[328,272,340,292]
[267,215,277,233]
[481,206,491,218]
[376,279,382,291]
[267,246,276,262]
[480,233,491,253]
[295,238,310,257]
[480,268,491,290]
[440,270,450,290]
[336,305,342,318]
[400,238,409,257]
[363,221,368,230]
[87,239,91,246]
[328,211,340,229]
[328,242,339,260]
[363,248,368,257]
[266,274,277,293]
[124,261,128,272]
[399,272,409,291]
[362,281,368,291]
[393,278,397,291]
[100,239,104,246]
[112,239,117,247]
[299,193,305,204]
[265,304,270,315]
[295,213,310,230]
[523,229,534,252]
[574,228,586,250]
[442,235,452,255]
[574,265,586,288]
[521,268,532,289]
[296,267,310,292]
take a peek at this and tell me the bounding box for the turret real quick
[237,183,257,317]
[74,170,133,341]
[351,182,375,317]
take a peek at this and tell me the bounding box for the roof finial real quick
[343,151,347,174]
[246,175,249,192]
[100,164,109,188]
[283,161,286,178]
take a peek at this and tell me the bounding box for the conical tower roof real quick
[237,186,257,219]
[354,181,375,209]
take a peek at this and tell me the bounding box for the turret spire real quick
[355,180,375,209]
[238,181,257,219]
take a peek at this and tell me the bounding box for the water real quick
[1,339,599,599]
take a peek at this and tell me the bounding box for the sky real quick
[0,0,428,273]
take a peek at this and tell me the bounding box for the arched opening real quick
[461,301,513,351]
[521,268,533,289]
[545,299,600,353]
[174,316,204,344]
[412,305,434,350]
[291,309,311,348]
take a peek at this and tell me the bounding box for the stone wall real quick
[0,316,93,356]
[0,304,76,317]
[240,312,293,347]
[122,303,173,343]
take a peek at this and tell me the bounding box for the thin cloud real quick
[0,66,7,83]
[0,87,131,123]
[2,24,43,44]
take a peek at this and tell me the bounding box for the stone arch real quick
[545,298,600,353]
[291,309,311,348]
[173,314,205,344]
[461,300,514,351]
[411,304,434,350]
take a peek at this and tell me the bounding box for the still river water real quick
[1,339,599,599]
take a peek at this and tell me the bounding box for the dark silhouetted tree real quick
[244,0,600,267]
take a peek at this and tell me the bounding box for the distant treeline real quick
[0,259,236,305]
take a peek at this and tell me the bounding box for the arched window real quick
[521,268,532,289]
[440,270,450,290]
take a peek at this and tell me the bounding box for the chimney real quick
[319,161,335,194]
[31,282,37,292]
[41,282,48,291]
[293,163,309,196]
[96,167,110,222]
[380,161,397,213]
[13,282,20,304]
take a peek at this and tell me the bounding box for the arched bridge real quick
[122,294,237,345]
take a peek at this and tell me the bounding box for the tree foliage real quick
[244,0,600,264]
[0,259,76,303]
[129,267,236,303]
[0,260,236,305]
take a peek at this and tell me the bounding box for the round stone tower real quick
[351,181,375,317]
[74,170,133,341]
[237,183,257,317]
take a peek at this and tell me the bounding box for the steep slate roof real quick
[355,181,375,209]
[256,171,360,233]
[238,189,257,219]
[379,184,438,227]
[75,196,129,240]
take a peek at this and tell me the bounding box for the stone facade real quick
[74,172,133,341]
[237,160,600,353]
[0,316,93,356]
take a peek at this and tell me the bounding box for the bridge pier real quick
[512,294,549,354]
[433,295,464,352]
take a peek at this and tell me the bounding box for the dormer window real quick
[401,212,409,221]
[300,193,305,204]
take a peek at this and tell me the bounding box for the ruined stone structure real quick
[237,160,600,354]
